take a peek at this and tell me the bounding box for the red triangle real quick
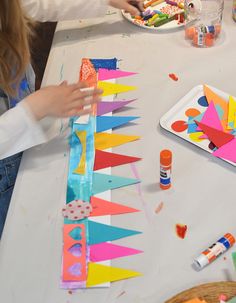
[94,149,141,171]
[195,120,234,148]
[90,196,139,216]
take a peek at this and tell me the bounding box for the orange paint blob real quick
[169,73,178,81]
[171,120,188,132]
[185,108,201,118]
[175,224,187,239]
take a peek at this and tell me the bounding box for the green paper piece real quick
[232,252,236,271]
[92,172,140,195]
[88,221,141,245]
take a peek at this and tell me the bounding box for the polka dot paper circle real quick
[62,200,92,220]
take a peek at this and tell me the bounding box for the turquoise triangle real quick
[92,172,140,195]
[88,221,141,245]
[96,116,139,133]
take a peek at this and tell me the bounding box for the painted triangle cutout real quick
[98,81,137,97]
[88,220,141,245]
[96,115,139,133]
[97,99,136,116]
[94,149,141,170]
[196,101,223,131]
[195,120,234,148]
[98,68,137,81]
[92,172,140,195]
[90,196,139,216]
[86,262,141,287]
[94,132,140,150]
[89,242,143,262]
[213,138,236,163]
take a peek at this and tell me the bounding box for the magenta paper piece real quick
[98,68,137,81]
[89,242,143,262]
[197,101,223,131]
[97,99,136,116]
[213,138,236,163]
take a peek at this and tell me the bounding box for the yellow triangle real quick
[98,81,137,97]
[227,96,236,129]
[94,132,140,150]
[73,130,86,174]
[86,262,141,287]
[204,85,228,131]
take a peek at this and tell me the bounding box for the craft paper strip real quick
[92,172,140,195]
[232,252,236,271]
[88,220,141,245]
[98,68,137,81]
[227,96,236,129]
[195,121,234,148]
[90,196,139,216]
[94,149,141,171]
[97,81,137,97]
[73,130,87,175]
[63,224,86,282]
[86,262,141,287]
[196,101,223,131]
[97,99,135,116]
[204,85,228,129]
[96,116,139,133]
[213,138,236,162]
[94,132,140,150]
[89,243,143,262]
[62,200,92,220]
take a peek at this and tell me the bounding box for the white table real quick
[1,1,236,302]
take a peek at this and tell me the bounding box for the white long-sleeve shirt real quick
[0,0,108,160]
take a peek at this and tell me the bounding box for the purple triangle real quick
[97,99,136,116]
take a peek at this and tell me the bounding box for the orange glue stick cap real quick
[160,149,172,166]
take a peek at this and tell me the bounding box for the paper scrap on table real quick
[175,223,187,239]
[213,138,236,162]
[97,81,137,97]
[90,196,139,216]
[94,132,140,150]
[94,149,141,171]
[73,130,87,175]
[88,220,141,245]
[86,262,141,287]
[97,99,136,116]
[92,172,140,195]
[89,242,143,262]
[98,68,137,81]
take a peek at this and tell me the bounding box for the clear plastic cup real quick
[184,0,224,47]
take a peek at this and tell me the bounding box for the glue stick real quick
[194,233,235,270]
[160,149,172,190]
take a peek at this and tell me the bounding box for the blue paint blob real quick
[90,58,117,71]
[198,96,208,107]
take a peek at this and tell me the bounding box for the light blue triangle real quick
[88,221,141,245]
[92,172,140,195]
[96,116,139,133]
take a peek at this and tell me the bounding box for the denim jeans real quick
[0,153,23,238]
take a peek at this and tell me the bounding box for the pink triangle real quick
[97,99,136,116]
[98,68,137,81]
[213,138,236,162]
[195,121,234,148]
[197,101,223,131]
[90,196,139,216]
[89,242,143,262]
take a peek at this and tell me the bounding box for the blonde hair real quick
[0,0,33,96]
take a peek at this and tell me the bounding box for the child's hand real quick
[108,0,144,15]
[24,82,103,120]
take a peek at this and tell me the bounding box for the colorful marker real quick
[160,149,172,189]
[194,233,235,269]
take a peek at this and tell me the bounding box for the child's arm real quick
[21,0,143,21]
[0,82,102,160]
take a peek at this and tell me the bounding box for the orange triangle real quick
[195,120,234,148]
[90,196,139,216]
[204,85,228,130]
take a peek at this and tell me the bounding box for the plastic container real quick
[184,0,224,47]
